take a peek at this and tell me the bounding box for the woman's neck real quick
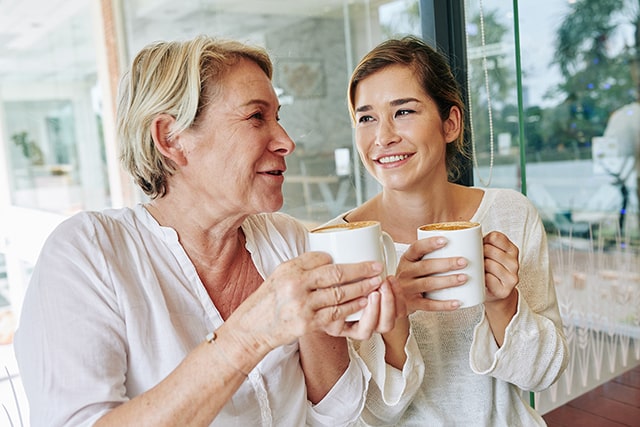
[144,199,246,269]
[145,200,261,319]
[347,183,482,244]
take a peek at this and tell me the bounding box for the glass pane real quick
[464,0,640,413]
[464,0,522,191]
[522,1,638,245]
[465,0,639,244]
[0,2,109,214]
[121,0,420,226]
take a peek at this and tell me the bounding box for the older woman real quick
[328,36,568,426]
[14,35,396,426]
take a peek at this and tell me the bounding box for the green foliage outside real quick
[467,0,639,164]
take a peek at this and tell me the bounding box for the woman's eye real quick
[250,112,264,121]
[396,109,414,117]
[357,115,374,124]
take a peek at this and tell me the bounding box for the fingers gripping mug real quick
[417,221,486,308]
[308,221,397,321]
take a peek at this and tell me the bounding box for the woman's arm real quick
[96,325,262,426]
[100,254,387,425]
[469,206,568,391]
[299,333,350,403]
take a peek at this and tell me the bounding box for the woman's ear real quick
[150,114,187,166]
[443,106,462,143]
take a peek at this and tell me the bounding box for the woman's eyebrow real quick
[356,97,420,113]
[390,97,419,107]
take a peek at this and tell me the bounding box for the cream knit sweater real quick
[332,188,568,426]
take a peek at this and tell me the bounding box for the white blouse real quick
[15,205,366,427]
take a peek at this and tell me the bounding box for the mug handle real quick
[380,231,397,275]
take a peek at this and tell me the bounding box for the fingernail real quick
[370,261,383,272]
[452,300,461,309]
[436,237,447,246]
[457,257,467,266]
[379,281,390,293]
[370,276,382,286]
[458,274,467,283]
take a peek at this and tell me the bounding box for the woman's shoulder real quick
[51,207,138,240]
[244,212,309,239]
[482,187,534,208]
[35,207,141,272]
[321,212,351,227]
[477,187,543,230]
[339,196,378,223]
[243,213,308,264]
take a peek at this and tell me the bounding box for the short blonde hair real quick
[117,35,273,198]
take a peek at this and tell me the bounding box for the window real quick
[463,0,640,411]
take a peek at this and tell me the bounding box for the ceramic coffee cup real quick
[417,221,485,308]
[309,221,397,321]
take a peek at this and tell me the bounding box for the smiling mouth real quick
[376,154,410,164]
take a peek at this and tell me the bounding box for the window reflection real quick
[0,2,109,214]
[465,0,639,244]
[6,100,78,212]
[464,0,640,413]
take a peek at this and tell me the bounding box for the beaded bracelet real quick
[206,331,249,377]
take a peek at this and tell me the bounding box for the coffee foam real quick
[419,221,479,231]
[311,220,379,233]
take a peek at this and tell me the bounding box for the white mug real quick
[308,221,397,321]
[417,221,485,308]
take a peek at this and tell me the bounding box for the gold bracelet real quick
[206,331,249,377]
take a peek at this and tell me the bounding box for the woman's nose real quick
[375,119,399,147]
[270,124,296,155]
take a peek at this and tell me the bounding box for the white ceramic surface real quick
[417,222,486,308]
[309,221,396,321]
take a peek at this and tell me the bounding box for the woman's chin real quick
[258,196,284,213]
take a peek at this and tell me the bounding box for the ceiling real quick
[0,0,375,85]
[0,0,90,84]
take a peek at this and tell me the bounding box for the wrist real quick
[483,289,518,322]
[210,324,271,375]
[205,331,249,376]
[382,317,410,369]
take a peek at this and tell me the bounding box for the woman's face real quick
[178,58,295,215]
[353,64,460,193]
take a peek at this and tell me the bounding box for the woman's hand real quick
[330,275,398,339]
[393,236,467,315]
[481,231,519,346]
[482,231,519,305]
[227,251,388,356]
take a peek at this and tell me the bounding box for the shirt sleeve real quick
[14,214,126,426]
[306,353,370,427]
[352,325,425,426]
[469,200,568,392]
